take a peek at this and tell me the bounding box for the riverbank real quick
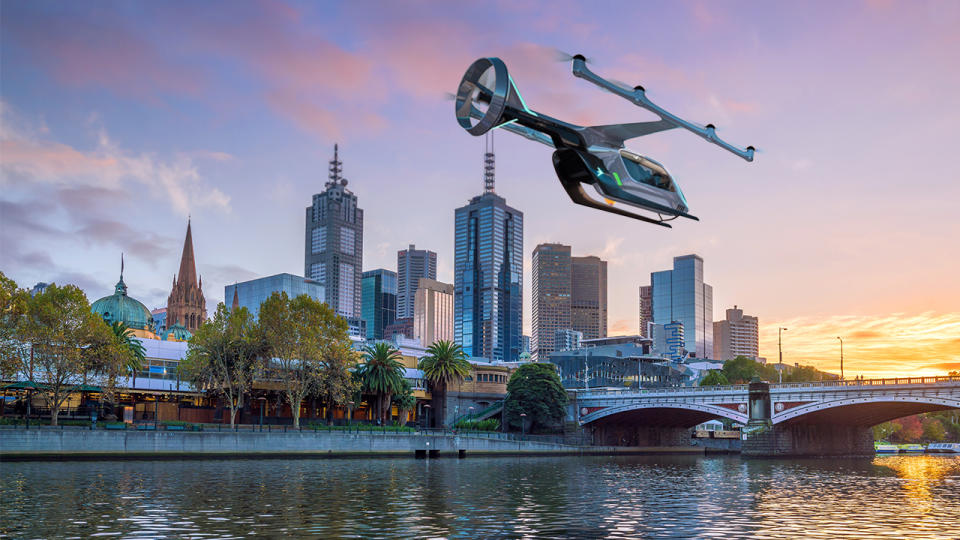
[0,428,703,461]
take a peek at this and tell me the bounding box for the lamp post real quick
[520,412,527,439]
[258,396,266,431]
[778,327,788,384]
[423,403,431,430]
[347,401,355,427]
[836,336,844,381]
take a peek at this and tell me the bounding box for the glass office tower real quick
[397,245,437,320]
[361,269,397,340]
[651,254,714,359]
[225,274,325,319]
[454,192,523,362]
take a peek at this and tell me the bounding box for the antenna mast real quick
[483,132,495,194]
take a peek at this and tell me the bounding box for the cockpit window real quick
[619,150,675,192]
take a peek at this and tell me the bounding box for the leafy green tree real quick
[418,340,470,427]
[699,370,730,386]
[14,284,114,425]
[258,292,349,428]
[392,379,417,425]
[0,272,28,378]
[356,342,405,424]
[316,343,360,425]
[109,321,145,384]
[922,417,947,442]
[183,304,262,427]
[722,355,760,383]
[503,363,568,433]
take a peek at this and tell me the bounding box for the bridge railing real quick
[772,375,960,390]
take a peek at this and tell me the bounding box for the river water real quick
[1,455,958,538]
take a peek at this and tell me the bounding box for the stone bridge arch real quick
[773,395,960,426]
[581,401,749,427]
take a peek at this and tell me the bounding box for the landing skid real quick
[557,176,672,228]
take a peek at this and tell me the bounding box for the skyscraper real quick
[571,255,607,340]
[639,285,653,337]
[650,254,714,358]
[413,278,454,347]
[531,243,571,360]
[361,269,397,340]
[713,305,759,361]
[225,274,325,319]
[454,137,523,361]
[167,219,206,332]
[397,245,437,320]
[304,145,363,319]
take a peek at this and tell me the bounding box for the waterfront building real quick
[361,269,397,340]
[554,328,583,353]
[531,243,571,360]
[93,269,157,340]
[547,335,686,389]
[304,144,363,319]
[413,278,454,347]
[571,255,607,340]
[650,254,713,358]
[384,317,415,341]
[639,285,652,337]
[224,273,325,319]
[453,146,523,362]
[713,305,760,361]
[397,245,437,320]
[166,219,206,332]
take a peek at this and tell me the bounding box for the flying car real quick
[454,55,755,227]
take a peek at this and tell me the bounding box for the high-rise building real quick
[454,141,523,362]
[384,317,414,341]
[650,254,714,358]
[639,285,653,337]
[531,243,571,360]
[225,273,325,319]
[571,255,607,340]
[167,219,206,332]
[304,144,363,319]
[397,245,437,320]
[413,278,454,347]
[713,305,759,361]
[361,269,397,340]
[554,328,583,353]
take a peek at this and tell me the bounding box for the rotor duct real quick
[455,57,511,136]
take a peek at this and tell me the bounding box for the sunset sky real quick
[1,1,958,378]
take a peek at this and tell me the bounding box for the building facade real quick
[713,305,760,361]
[361,269,397,340]
[225,274,325,320]
[413,278,454,347]
[384,317,415,341]
[397,245,437,320]
[166,219,206,332]
[554,328,583,353]
[571,255,607,340]
[651,254,714,359]
[639,285,653,337]
[531,243,571,360]
[304,144,363,319]
[547,336,686,389]
[453,187,523,362]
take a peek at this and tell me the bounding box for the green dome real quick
[91,277,153,331]
[163,322,192,342]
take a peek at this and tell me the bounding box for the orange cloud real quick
[760,312,960,379]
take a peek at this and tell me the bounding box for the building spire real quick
[328,143,347,187]
[483,132,495,194]
[177,218,198,288]
[231,283,240,311]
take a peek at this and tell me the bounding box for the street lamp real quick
[347,401,355,427]
[520,413,527,439]
[258,396,266,431]
[836,336,844,381]
[778,327,788,384]
[423,403,431,430]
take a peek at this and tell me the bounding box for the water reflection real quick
[1,456,958,539]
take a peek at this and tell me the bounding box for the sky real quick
[1,0,958,378]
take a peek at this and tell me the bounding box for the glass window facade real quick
[311,227,326,254]
[224,274,325,319]
[340,228,355,256]
[649,255,714,358]
[361,269,397,340]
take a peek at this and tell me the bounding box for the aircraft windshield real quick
[619,151,674,192]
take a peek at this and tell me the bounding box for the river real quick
[1,455,958,538]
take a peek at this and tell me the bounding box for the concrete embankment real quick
[0,428,703,461]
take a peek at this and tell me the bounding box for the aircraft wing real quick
[581,120,676,147]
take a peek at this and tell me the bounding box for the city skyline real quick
[2,1,958,377]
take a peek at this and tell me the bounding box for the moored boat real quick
[875,443,899,454]
[898,443,925,453]
[925,443,960,454]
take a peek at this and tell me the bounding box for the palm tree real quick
[356,342,405,424]
[418,340,470,428]
[392,379,417,426]
[111,321,145,386]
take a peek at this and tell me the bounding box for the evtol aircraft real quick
[454,55,756,227]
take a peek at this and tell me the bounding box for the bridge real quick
[572,376,960,456]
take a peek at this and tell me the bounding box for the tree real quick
[182,304,261,428]
[699,370,729,386]
[356,342,406,424]
[315,343,360,425]
[722,356,760,384]
[503,363,568,433]
[392,379,417,426]
[258,292,349,428]
[0,272,28,378]
[110,321,145,384]
[922,417,947,442]
[14,284,114,426]
[418,340,470,427]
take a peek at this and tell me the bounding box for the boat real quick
[875,443,899,454]
[925,443,960,454]
[898,444,925,453]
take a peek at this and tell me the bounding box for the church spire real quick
[231,284,240,311]
[177,218,198,288]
